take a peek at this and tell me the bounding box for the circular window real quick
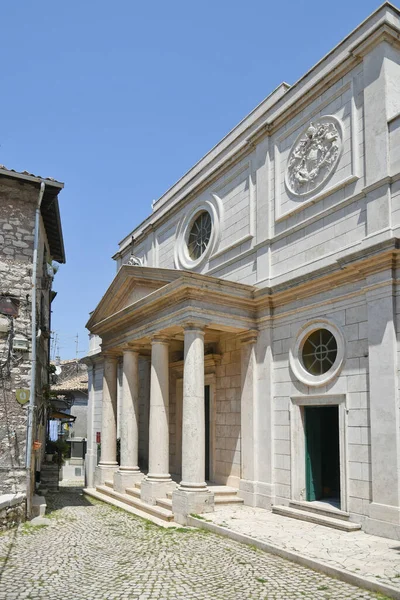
[187,211,212,260]
[174,196,223,270]
[301,329,338,375]
[289,320,345,387]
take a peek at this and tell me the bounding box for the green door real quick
[305,407,322,501]
[204,385,210,481]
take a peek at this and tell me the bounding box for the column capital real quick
[121,343,141,355]
[238,330,258,346]
[102,351,120,362]
[183,322,206,334]
[151,334,170,345]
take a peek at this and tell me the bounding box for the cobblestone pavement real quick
[0,488,390,600]
[207,505,400,591]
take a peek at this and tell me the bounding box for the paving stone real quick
[0,488,389,599]
[206,504,400,591]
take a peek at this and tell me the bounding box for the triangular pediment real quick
[86,266,183,330]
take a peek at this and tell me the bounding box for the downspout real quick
[26,181,45,518]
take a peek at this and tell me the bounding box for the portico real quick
[86,265,257,523]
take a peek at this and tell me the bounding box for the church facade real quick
[85,3,400,538]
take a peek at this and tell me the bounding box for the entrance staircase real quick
[272,500,361,532]
[84,480,243,526]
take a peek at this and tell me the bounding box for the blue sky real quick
[1,0,383,358]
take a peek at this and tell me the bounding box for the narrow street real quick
[0,488,388,600]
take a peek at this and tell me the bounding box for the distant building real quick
[51,359,88,482]
[0,167,65,526]
[86,3,400,539]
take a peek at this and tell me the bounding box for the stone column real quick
[114,348,143,493]
[84,360,96,488]
[239,331,258,505]
[172,325,214,524]
[95,354,119,485]
[141,335,174,504]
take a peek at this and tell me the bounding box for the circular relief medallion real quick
[285,116,343,197]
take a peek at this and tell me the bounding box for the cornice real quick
[351,20,400,57]
[254,238,400,312]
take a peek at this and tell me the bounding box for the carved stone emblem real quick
[127,255,143,266]
[285,116,342,196]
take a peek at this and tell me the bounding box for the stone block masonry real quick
[0,178,50,495]
[0,493,26,531]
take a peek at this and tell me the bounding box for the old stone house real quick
[0,167,65,526]
[51,358,88,482]
[85,3,400,539]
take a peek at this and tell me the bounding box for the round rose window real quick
[301,329,338,376]
[187,211,212,260]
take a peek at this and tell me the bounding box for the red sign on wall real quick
[96,432,101,444]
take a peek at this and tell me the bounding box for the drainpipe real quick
[26,181,45,518]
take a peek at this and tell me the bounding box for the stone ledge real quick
[0,493,26,511]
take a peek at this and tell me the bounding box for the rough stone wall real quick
[0,178,52,494]
[0,496,26,531]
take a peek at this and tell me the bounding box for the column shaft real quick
[180,326,207,491]
[99,355,118,466]
[147,338,171,481]
[120,349,140,471]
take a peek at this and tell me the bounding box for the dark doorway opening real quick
[205,385,210,481]
[305,405,340,506]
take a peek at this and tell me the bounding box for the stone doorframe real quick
[290,394,348,512]
[176,373,217,482]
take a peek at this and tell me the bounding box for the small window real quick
[301,329,338,375]
[187,211,212,260]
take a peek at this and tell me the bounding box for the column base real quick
[95,463,118,485]
[113,469,144,493]
[172,488,215,525]
[140,477,176,505]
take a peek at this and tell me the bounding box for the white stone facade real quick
[86,4,400,537]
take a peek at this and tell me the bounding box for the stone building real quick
[51,359,88,482]
[0,167,65,524]
[85,3,400,538]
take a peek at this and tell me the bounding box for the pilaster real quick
[238,331,258,505]
[365,268,400,534]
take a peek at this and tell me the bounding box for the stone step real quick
[96,485,174,522]
[84,488,177,528]
[272,505,361,532]
[156,497,173,510]
[289,500,350,521]
[31,495,46,518]
[209,486,240,496]
[166,486,240,501]
[125,487,141,498]
[214,495,244,505]
[104,480,114,488]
